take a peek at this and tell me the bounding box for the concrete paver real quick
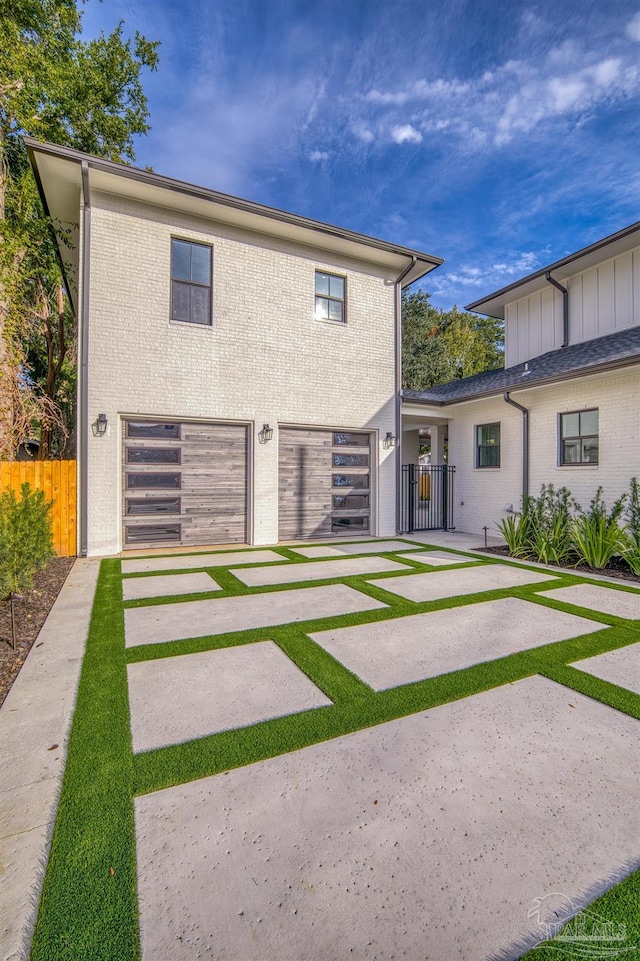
[290,540,414,558]
[122,571,220,601]
[124,584,388,648]
[394,550,479,566]
[232,555,408,586]
[122,550,286,574]
[571,642,640,695]
[135,675,640,961]
[542,583,640,620]
[310,596,605,690]
[369,562,557,601]
[127,641,332,753]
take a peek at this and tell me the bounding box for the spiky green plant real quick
[571,487,627,570]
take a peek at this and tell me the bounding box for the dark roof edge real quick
[465,220,640,314]
[25,140,75,307]
[402,352,640,408]
[24,137,444,273]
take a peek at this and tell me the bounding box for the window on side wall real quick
[315,270,346,323]
[171,238,212,325]
[559,409,599,465]
[476,422,500,468]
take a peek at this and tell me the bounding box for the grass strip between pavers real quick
[30,558,139,961]
[29,547,640,961]
[520,865,640,959]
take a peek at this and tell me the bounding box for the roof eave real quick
[25,137,443,290]
[465,220,640,318]
[403,352,640,407]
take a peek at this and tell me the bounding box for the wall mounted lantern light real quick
[92,413,108,437]
[258,423,274,444]
[383,431,396,449]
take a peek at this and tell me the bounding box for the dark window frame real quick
[170,237,213,326]
[558,409,599,466]
[315,270,346,324]
[475,422,501,469]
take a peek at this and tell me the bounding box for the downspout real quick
[545,271,569,348]
[503,391,529,503]
[79,161,91,557]
[394,256,417,534]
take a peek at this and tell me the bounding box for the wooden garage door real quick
[123,419,247,550]
[279,428,371,539]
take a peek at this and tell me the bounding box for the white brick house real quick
[27,139,442,556]
[402,222,640,536]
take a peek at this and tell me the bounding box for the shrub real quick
[571,487,627,570]
[0,483,54,599]
[526,484,578,566]
[622,477,640,575]
[497,510,532,556]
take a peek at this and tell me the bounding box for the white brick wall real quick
[447,366,640,536]
[85,191,398,555]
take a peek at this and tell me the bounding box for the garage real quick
[279,428,372,539]
[122,419,247,550]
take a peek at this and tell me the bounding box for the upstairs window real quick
[476,422,500,468]
[315,271,346,323]
[559,409,599,465]
[171,238,212,325]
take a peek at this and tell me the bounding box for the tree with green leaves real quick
[0,0,159,458]
[402,288,504,391]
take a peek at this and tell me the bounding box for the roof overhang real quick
[402,351,640,408]
[26,138,443,314]
[466,220,640,319]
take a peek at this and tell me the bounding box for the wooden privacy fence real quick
[0,460,77,557]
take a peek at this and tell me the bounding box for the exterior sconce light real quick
[258,423,274,444]
[93,413,108,437]
[384,431,396,449]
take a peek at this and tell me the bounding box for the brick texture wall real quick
[447,366,640,536]
[85,192,398,555]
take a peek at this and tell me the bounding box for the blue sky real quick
[81,0,640,310]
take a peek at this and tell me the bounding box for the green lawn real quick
[29,542,640,960]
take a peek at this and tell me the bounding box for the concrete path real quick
[0,559,100,961]
[4,539,640,961]
[310,596,605,691]
[128,641,332,752]
[135,675,640,961]
[572,643,640,695]
[124,584,388,648]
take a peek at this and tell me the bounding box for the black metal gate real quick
[400,464,455,532]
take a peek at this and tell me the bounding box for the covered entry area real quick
[400,404,453,533]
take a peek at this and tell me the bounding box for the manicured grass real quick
[521,867,640,959]
[30,543,640,961]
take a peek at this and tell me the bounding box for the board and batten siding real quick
[505,245,640,367]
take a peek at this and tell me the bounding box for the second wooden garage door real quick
[279,428,371,539]
[123,419,247,550]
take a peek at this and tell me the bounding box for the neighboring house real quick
[27,139,442,557]
[402,221,640,536]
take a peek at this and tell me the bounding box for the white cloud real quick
[353,34,640,153]
[309,150,330,162]
[351,122,375,143]
[626,10,640,41]
[391,124,422,144]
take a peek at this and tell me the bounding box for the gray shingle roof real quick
[403,326,640,406]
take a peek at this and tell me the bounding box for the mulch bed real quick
[482,545,640,585]
[0,556,76,708]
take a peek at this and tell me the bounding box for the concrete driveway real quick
[2,537,639,961]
